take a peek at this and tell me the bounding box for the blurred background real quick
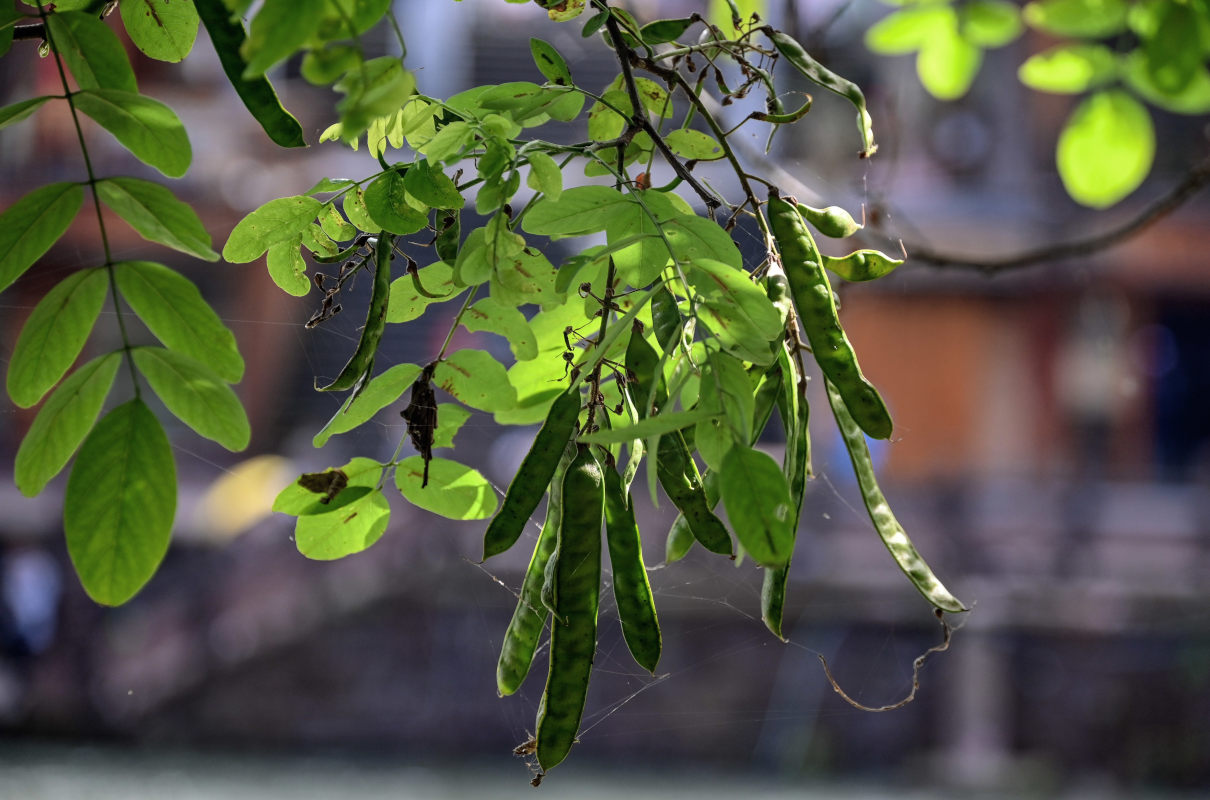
[1,0,1209,797]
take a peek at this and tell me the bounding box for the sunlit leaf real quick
[0,183,84,294]
[47,11,138,91]
[73,89,191,177]
[120,0,198,62]
[241,0,324,77]
[96,177,218,261]
[1018,43,1118,94]
[1057,90,1154,208]
[312,362,422,446]
[114,261,245,383]
[64,399,176,606]
[395,456,497,520]
[291,458,391,560]
[7,268,107,408]
[720,445,794,567]
[1022,0,1128,38]
[433,349,518,413]
[14,352,120,497]
[132,347,250,450]
[223,195,322,262]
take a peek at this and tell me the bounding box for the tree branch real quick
[901,154,1210,274]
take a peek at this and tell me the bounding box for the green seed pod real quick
[535,444,604,773]
[603,460,661,673]
[482,386,582,560]
[796,202,862,239]
[768,194,892,440]
[317,233,394,391]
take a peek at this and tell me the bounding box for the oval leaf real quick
[0,183,84,294]
[461,297,538,361]
[73,89,191,177]
[364,170,429,235]
[96,177,218,261]
[14,352,120,497]
[64,399,176,606]
[114,261,244,382]
[664,129,724,160]
[132,347,250,451]
[48,10,138,91]
[395,456,497,520]
[1018,43,1117,94]
[522,186,634,237]
[223,195,322,263]
[292,458,391,560]
[720,445,794,567]
[530,38,572,85]
[7,268,108,408]
[1057,90,1155,208]
[313,362,422,447]
[120,0,199,62]
[433,349,517,413]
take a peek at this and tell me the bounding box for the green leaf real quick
[664,129,724,161]
[318,202,356,242]
[961,0,1023,48]
[312,362,422,447]
[73,89,191,177]
[419,120,474,163]
[113,261,245,383]
[7,268,108,408]
[15,352,120,497]
[266,238,310,296]
[587,88,630,141]
[363,170,428,234]
[194,0,306,147]
[335,57,416,139]
[223,195,322,262]
[65,399,176,606]
[395,456,497,520]
[522,185,634,236]
[1022,0,1129,38]
[634,77,673,117]
[640,17,695,45]
[96,177,218,260]
[432,403,472,449]
[1122,51,1210,114]
[1143,1,1203,95]
[492,245,561,309]
[1057,90,1154,208]
[580,407,719,445]
[663,211,743,268]
[865,7,952,55]
[916,19,982,100]
[292,458,391,560]
[0,1,17,58]
[461,297,538,361]
[720,445,794,567]
[342,186,382,234]
[47,11,138,91]
[530,38,572,85]
[0,183,84,294]
[403,159,464,210]
[1018,43,1118,93]
[525,151,563,200]
[387,261,459,322]
[433,349,518,413]
[120,0,198,62]
[132,347,250,450]
[241,0,324,77]
[0,96,53,132]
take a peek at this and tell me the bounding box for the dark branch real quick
[902,154,1210,274]
[14,23,46,41]
[602,10,723,212]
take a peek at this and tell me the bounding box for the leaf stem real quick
[37,2,141,399]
